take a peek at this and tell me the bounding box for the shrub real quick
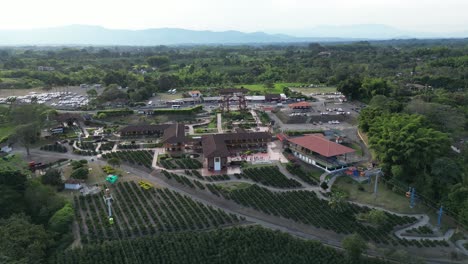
[71,167,89,179]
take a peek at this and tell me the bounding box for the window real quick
[215,157,220,162]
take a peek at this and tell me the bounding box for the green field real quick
[292,86,337,94]
[235,82,305,94]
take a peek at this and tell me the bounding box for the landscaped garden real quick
[74,182,242,244]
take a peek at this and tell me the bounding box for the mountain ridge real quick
[0,24,466,46]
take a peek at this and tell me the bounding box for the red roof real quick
[288,101,311,108]
[276,133,288,142]
[288,134,355,157]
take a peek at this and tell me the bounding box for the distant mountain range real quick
[0,24,466,46]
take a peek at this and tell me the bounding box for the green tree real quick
[48,203,74,234]
[367,209,388,226]
[337,77,362,99]
[328,191,347,212]
[0,185,24,218]
[0,214,51,264]
[342,233,367,261]
[360,77,392,100]
[24,180,65,224]
[86,88,98,97]
[41,169,63,188]
[13,123,40,156]
[147,56,170,68]
[108,157,121,168]
[368,114,450,181]
[70,167,89,180]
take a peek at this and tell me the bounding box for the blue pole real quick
[410,188,415,208]
[437,206,443,227]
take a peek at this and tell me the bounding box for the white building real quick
[64,179,82,190]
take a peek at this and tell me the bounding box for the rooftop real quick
[288,101,311,108]
[288,134,354,157]
[161,123,187,144]
[202,131,271,158]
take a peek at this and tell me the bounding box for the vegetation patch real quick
[40,143,67,153]
[102,150,154,169]
[73,182,242,244]
[211,184,421,246]
[236,166,302,188]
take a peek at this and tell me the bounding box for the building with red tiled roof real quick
[288,101,311,109]
[287,134,354,172]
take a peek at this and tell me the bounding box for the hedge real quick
[96,108,134,117]
[153,105,203,115]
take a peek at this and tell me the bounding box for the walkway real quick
[187,118,210,135]
[217,113,223,133]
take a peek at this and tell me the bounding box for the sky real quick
[1,0,467,35]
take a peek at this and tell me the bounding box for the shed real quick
[64,179,82,190]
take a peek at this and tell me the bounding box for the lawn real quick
[333,176,427,214]
[0,124,14,141]
[292,86,337,94]
[235,82,305,94]
[343,142,363,156]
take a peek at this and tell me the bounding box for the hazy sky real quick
[1,0,467,33]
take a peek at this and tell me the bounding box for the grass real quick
[291,86,337,94]
[235,82,305,94]
[344,142,363,157]
[207,117,217,129]
[0,124,15,140]
[0,154,29,174]
[333,176,427,214]
[309,168,323,181]
[62,162,112,185]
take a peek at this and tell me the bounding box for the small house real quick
[64,179,82,190]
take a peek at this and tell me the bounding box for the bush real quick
[40,144,67,153]
[71,167,89,179]
[320,181,328,190]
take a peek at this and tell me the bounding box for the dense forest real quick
[0,40,467,103]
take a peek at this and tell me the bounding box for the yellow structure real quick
[138,181,153,190]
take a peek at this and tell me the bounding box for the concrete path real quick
[151,148,166,170]
[455,240,468,256]
[72,140,84,151]
[217,113,223,133]
[95,142,101,152]
[187,118,210,135]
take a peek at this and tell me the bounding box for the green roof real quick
[106,175,119,184]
